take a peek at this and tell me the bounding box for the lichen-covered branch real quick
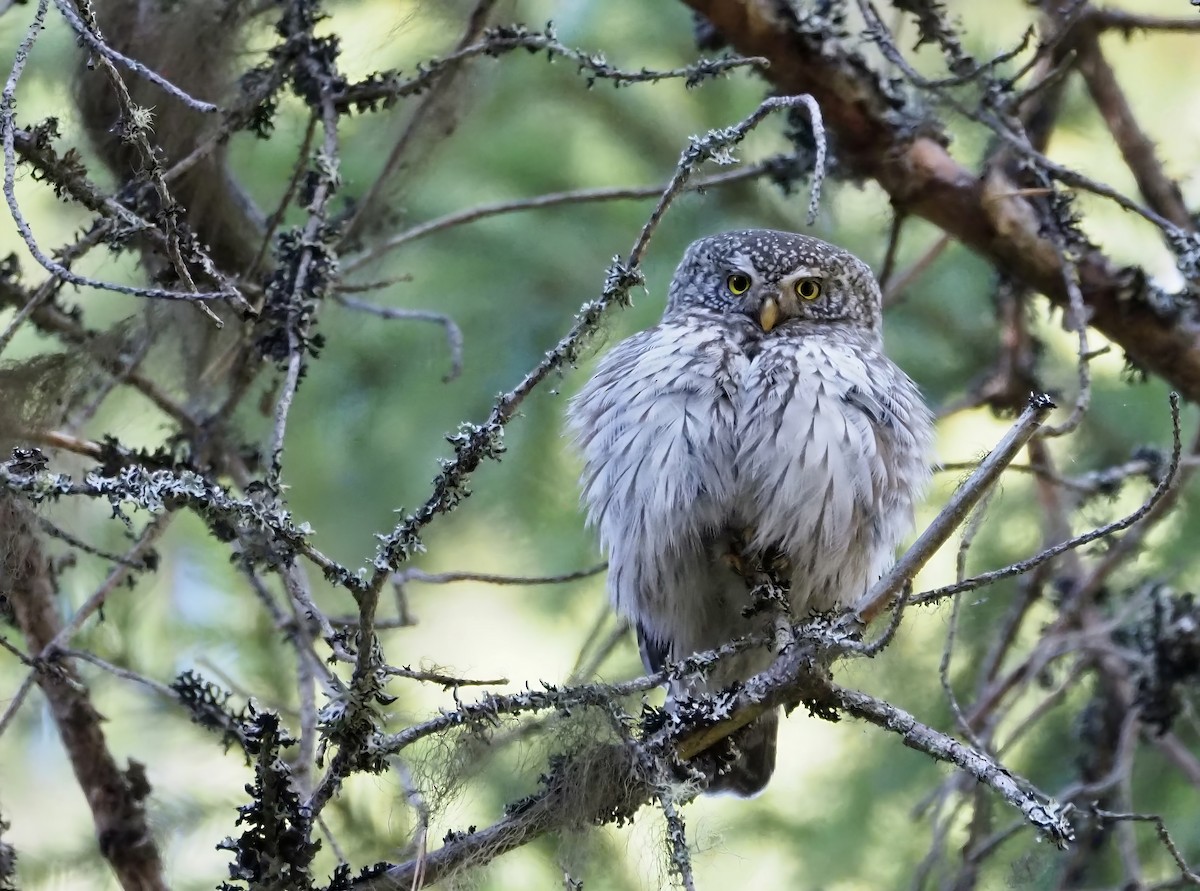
[679,0,1200,400]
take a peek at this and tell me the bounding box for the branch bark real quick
[0,497,167,891]
[352,628,1073,889]
[679,0,1200,400]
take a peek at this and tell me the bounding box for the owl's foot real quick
[721,527,757,579]
[723,529,791,577]
[721,550,743,575]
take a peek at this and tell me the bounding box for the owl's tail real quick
[709,709,779,797]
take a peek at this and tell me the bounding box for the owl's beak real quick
[758,296,781,332]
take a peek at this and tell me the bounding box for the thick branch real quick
[353,626,1072,888]
[680,0,1200,400]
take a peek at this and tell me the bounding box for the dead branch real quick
[0,497,167,891]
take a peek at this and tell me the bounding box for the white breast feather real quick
[570,316,933,643]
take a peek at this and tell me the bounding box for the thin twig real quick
[52,0,219,113]
[915,393,1183,607]
[339,0,501,247]
[0,669,39,739]
[60,648,181,700]
[248,112,318,280]
[877,210,906,294]
[832,683,1074,848]
[343,160,787,274]
[42,516,170,655]
[1068,416,1200,606]
[854,395,1055,624]
[34,517,155,569]
[393,564,606,587]
[333,294,464,382]
[938,488,995,750]
[1036,259,1091,438]
[1091,808,1200,886]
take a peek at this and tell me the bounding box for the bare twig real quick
[1091,808,1200,886]
[1069,417,1200,603]
[333,294,464,382]
[41,516,169,656]
[248,112,318,280]
[878,235,950,309]
[343,158,788,274]
[0,668,38,740]
[339,0,500,247]
[855,395,1055,624]
[1036,260,1091,438]
[393,564,606,588]
[52,0,219,113]
[915,393,1183,607]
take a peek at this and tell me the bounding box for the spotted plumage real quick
[568,229,934,795]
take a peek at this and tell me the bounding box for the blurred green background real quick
[1,0,1199,888]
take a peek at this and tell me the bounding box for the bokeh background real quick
[1,1,1198,888]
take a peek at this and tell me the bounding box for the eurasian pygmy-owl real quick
[568,229,934,795]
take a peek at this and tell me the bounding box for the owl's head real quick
[665,229,882,334]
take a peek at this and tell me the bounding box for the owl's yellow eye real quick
[795,279,822,300]
[726,274,751,295]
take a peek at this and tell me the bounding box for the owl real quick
[568,229,934,795]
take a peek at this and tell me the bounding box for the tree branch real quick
[679,0,1200,400]
[0,497,167,890]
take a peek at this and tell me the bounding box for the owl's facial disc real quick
[755,272,823,332]
[665,230,882,334]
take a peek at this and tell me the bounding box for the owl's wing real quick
[567,317,744,671]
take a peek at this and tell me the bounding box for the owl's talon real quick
[723,550,749,578]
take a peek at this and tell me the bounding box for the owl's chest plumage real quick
[569,311,933,659]
[733,335,928,613]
